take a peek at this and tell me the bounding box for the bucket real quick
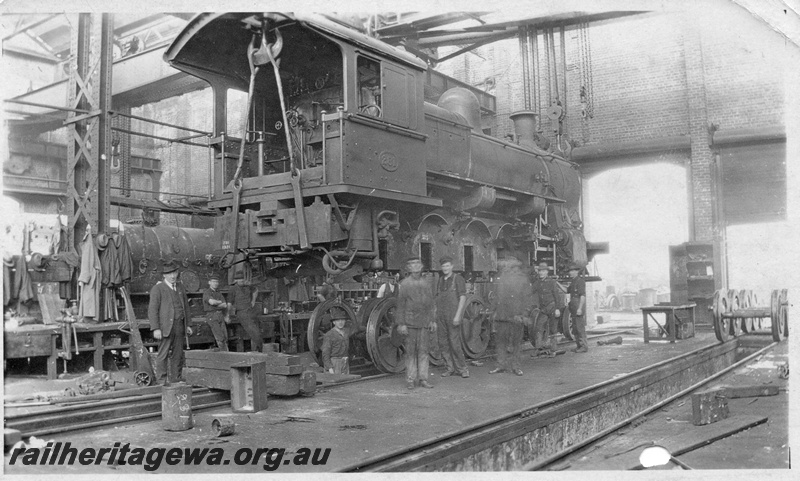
[162,382,193,431]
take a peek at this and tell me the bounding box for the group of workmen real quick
[395,255,587,390]
[147,261,259,385]
[147,255,587,389]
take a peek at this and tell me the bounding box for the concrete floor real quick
[554,338,789,471]
[5,323,723,474]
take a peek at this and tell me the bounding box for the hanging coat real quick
[100,235,121,287]
[77,234,102,319]
[117,234,133,284]
[14,254,35,304]
[4,258,14,307]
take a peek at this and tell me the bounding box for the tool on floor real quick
[598,336,623,346]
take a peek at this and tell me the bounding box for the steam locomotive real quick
[158,13,601,372]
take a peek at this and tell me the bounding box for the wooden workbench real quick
[641,302,697,343]
[3,313,296,379]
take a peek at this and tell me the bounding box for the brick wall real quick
[436,8,787,149]
[436,6,790,244]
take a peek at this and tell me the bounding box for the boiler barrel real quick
[423,102,580,208]
[121,223,222,295]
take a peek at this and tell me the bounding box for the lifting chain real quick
[579,22,595,144]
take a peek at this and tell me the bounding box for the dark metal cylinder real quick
[211,418,236,437]
[162,382,193,431]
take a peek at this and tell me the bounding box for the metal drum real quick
[162,382,193,431]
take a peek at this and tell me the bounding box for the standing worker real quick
[202,273,230,351]
[489,257,531,376]
[568,263,588,353]
[530,262,564,358]
[320,307,359,374]
[148,260,193,385]
[435,256,469,378]
[229,272,263,352]
[396,256,437,390]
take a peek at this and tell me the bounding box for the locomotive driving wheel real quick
[712,289,731,342]
[740,289,753,333]
[355,297,382,331]
[727,289,742,337]
[781,289,789,338]
[770,289,787,342]
[365,297,405,373]
[306,299,357,364]
[752,292,762,329]
[560,308,574,341]
[460,294,491,359]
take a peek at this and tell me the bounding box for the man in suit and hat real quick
[202,273,230,351]
[435,256,469,378]
[228,271,262,352]
[396,256,437,390]
[148,260,193,384]
[567,263,588,353]
[320,306,358,374]
[531,261,564,358]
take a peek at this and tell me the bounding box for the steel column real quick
[65,13,113,246]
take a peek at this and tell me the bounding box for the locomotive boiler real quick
[162,13,598,372]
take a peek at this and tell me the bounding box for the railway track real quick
[339,337,777,472]
[3,329,634,439]
[5,388,230,438]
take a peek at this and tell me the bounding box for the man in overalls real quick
[202,273,230,351]
[531,262,564,357]
[396,256,437,390]
[567,263,588,353]
[435,256,469,378]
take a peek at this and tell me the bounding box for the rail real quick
[338,337,772,472]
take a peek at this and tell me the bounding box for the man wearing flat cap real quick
[435,256,469,378]
[530,262,564,357]
[396,256,437,389]
[567,263,588,353]
[148,260,192,384]
[202,273,230,351]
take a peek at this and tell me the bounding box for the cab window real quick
[357,56,382,117]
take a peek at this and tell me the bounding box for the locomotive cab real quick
[165,13,436,261]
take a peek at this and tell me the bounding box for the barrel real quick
[162,383,193,431]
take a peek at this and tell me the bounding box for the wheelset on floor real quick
[711,288,788,343]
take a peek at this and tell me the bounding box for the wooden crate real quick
[230,361,268,413]
[692,388,729,425]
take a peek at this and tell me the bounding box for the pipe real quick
[518,28,531,110]
[571,135,691,160]
[711,125,785,146]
